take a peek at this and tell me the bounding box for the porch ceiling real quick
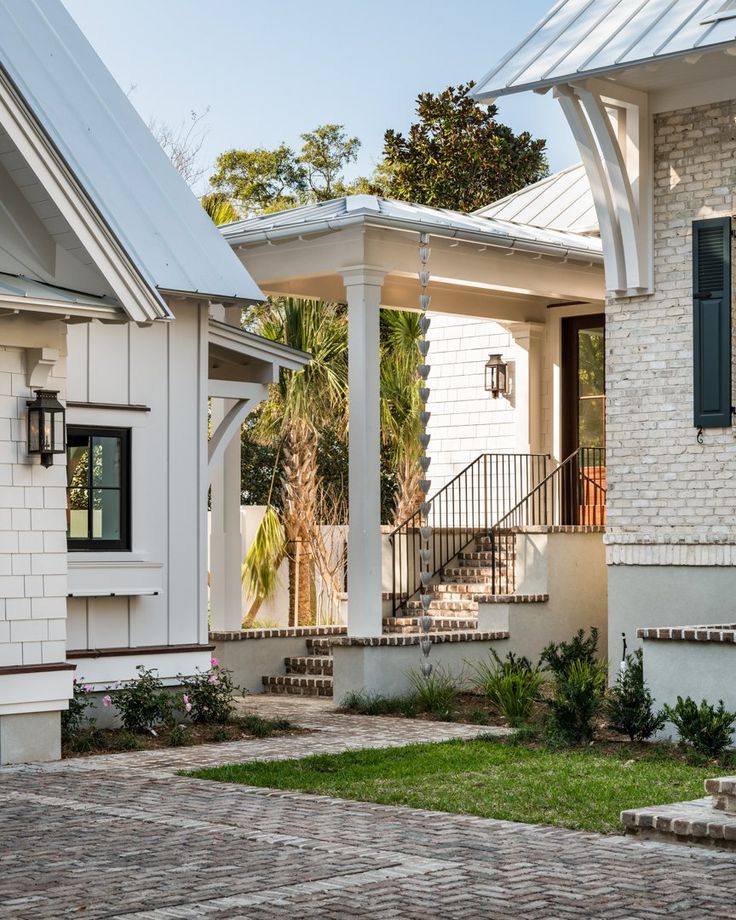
[232,222,604,322]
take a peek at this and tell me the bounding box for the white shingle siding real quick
[605,98,736,566]
[0,344,67,669]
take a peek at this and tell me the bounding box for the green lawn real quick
[186,737,712,834]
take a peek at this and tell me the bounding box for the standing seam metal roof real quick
[0,0,263,306]
[473,0,736,100]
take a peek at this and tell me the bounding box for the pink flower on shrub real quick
[102,694,112,708]
[83,685,93,694]
[183,693,192,713]
[208,674,219,685]
[210,657,219,668]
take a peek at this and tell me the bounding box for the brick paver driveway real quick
[2,698,736,919]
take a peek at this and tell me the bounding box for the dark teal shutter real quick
[693,217,732,428]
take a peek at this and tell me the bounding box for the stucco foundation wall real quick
[608,565,736,666]
[332,638,509,703]
[479,532,607,666]
[642,639,736,742]
[605,99,736,567]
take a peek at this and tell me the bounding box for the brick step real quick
[406,599,479,613]
[262,674,333,696]
[285,655,333,676]
[443,567,503,579]
[475,536,515,549]
[435,582,511,596]
[305,638,333,654]
[384,616,477,632]
[461,551,515,562]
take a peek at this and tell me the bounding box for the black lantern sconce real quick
[27,389,66,468]
[484,354,509,399]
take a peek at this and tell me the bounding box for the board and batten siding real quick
[65,300,209,664]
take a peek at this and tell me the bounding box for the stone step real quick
[285,655,333,676]
[262,674,333,696]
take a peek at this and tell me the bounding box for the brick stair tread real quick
[262,674,333,690]
[285,655,333,675]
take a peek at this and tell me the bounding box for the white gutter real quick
[223,211,603,264]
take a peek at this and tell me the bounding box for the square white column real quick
[343,267,385,638]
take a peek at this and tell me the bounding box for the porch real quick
[210,195,609,696]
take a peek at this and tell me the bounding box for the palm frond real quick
[242,505,286,601]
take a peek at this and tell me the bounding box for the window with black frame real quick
[67,427,130,551]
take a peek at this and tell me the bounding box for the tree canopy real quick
[209,123,368,216]
[379,82,548,211]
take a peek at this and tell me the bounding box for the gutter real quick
[223,211,603,265]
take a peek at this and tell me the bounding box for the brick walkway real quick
[2,698,736,919]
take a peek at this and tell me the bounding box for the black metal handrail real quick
[488,446,606,594]
[388,452,550,616]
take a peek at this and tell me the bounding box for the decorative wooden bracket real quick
[555,82,652,297]
[207,383,268,476]
[26,347,59,388]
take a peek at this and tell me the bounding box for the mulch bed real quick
[62,717,308,758]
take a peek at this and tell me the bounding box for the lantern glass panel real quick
[28,410,40,452]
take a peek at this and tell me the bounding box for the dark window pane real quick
[92,437,120,487]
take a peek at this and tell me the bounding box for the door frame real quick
[561,313,605,460]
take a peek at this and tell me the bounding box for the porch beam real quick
[343,265,385,638]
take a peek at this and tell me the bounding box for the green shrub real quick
[168,724,190,747]
[471,650,542,727]
[179,658,238,725]
[111,666,173,733]
[547,659,606,744]
[540,627,599,678]
[238,714,295,737]
[62,678,95,738]
[407,665,459,720]
[339,690,417,717]
[604,649,665,742]
[664,696,736,759]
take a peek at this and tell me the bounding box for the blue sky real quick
[62,1,579,195]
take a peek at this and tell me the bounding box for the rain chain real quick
[417,233,433,677]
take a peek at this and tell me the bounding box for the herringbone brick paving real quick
[1,697,735,919]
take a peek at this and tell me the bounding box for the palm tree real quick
[243,297,348,626]
[201,191,239,226]
[380,310,423,524]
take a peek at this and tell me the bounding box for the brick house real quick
[473,0,736,709]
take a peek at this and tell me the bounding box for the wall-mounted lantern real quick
[27,389,66,468]
[484,354,509,399]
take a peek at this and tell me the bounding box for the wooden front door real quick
[561,315,606,524]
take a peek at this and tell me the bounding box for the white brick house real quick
[473,0,736,697]
[0,0,308,763]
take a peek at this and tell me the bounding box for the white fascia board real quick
[229,213,603,265]
[0,68,171,324]
[0,293,124,322]
[69,650,213,688]
[208,318,312,371]
[0,667,75,715]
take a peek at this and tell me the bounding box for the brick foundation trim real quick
[638,625,736,643]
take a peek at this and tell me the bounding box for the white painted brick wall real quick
[0,346,67,667]
[606,100,736,565]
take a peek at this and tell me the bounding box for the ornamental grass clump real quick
[179,657,238,725]
[604,648,665,742]
[111,665,173,733]
[471,650,542,727]
[664,696,736,760]
[407,665,459,721]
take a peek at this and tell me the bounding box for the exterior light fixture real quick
[484,354,509,399]
[27,389,66,468]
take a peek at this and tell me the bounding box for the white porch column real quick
[506,322,544,455]
[342,267,385,638]
[209,307,244,632]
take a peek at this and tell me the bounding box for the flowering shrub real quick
[62,678,95,738]
[179,657,238,725]
[111,665,173,732]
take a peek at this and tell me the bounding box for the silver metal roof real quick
[475,164,597,235]
[222,195,603,262]
[473,0,736,101]
[0,271,122,319]
[209,318,311,372]
[0,0,263,307]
